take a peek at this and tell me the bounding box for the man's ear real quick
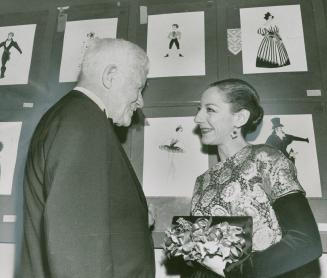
[233,109,250,128]
[102,64,117,89]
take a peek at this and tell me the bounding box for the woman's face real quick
[195,87,235,146]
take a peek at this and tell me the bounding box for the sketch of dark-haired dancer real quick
[265,117,309,163]
[256,12,290,68]
[159,125,185,182]
[164,24,183,58]
[0,32,22,78]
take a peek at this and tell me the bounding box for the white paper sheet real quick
[0,122,22,195]
[0,24,36,85]
[0,243,15,278]
[246,114,321,197]
[147,12,205,78]
[143,117,208,197]
[59,18,117,82]
[240,5,307,74]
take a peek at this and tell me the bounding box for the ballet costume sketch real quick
[164,24,183,58]
[0,32,22,78]
[77,32,96,71]
[265,117,309,164]
[159,125,185,182]
[256,12,290,68]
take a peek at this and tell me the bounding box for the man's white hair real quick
[79,38,149,83]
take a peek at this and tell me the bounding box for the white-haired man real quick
[20,38,155,278]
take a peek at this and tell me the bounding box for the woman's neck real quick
[217,138,249,162]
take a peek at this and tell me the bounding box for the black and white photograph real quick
[0,24,35,85]
[0,243,15,278]
[147,12,205,78]
[59,18,118,82]
[247,114,321,197]
[143,117,208,197]
[240,5,307,74]
[0,0,327,277]
[0,122,22,195]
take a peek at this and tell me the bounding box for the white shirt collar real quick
[74,86,109,118]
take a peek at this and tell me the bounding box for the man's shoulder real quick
[39,90,105,130]
[49,90,99,116]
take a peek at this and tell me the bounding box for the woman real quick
[190,79,322,277]
[256,12,290,68]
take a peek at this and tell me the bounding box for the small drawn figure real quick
[265,117,309,163]
[78,31,96,71]
[159,125,185,181]
[0,32,23,78]
[256,12,290,68]
[164,24,183,58]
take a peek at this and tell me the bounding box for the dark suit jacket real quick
[20,91,155,278]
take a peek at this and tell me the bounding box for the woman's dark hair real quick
[172,24,179,28]
[208,78,264,135]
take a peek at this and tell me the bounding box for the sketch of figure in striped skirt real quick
[256,12,290,68]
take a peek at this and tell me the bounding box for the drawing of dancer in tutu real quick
[159,125,185,181]
[256,12,290,68]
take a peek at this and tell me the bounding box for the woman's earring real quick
[230,128,238,139]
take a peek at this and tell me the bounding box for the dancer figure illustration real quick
[78,32,96,71]
[164,24,183,58]
[265,117,309,163]
[159,125,185,181]
[0,32,22,78]
[256,12,290,68]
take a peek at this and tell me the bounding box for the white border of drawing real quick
[240,5,307,74]
[0,24,36,85]
[147,12,205,78]
[247,114,321,197]
[59,18,118,82]
[143,117,208,197]
[0,122,22,195]
[0,243,15,278]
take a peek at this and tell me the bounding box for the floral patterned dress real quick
[191,144,304,251]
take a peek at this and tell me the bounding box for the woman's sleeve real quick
[224,150,322,277]
[266,152,305,201]
[224,193,322,278]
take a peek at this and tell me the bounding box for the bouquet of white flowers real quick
[163,216,252,264]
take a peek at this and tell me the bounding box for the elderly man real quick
[20,39,155,278]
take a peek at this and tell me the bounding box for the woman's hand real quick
[200,255,227,277]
